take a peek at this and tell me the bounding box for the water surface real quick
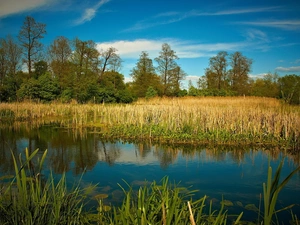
[1,125,299,222]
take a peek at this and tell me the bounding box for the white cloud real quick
[96,38,253,60]
[275,66,300,72]
[0,0,55,17]
[246,29,269,42]
[249,73,268,79]
[73,0,110,25]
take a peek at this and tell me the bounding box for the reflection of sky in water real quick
[1,127,299,223]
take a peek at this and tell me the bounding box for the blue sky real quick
[0,0,300,87]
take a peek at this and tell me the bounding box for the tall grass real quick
[1,96,299,149]
[0,148,95,224]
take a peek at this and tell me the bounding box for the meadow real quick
[1,96,299,150]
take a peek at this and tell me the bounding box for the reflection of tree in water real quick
[73,135,99,175]
[0,129,18,174]
[49,130,76,174]
[97,141,121,166]
[135,143,151,158]
[153,146,179,169]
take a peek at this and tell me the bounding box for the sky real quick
[0,0,300,87]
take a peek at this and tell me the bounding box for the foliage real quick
[17,78,40,101]
[0,16,300,103]
[155,43,183,96]
[278,74,300,104]
[145,86,158,99]
[131,51,161,97]
[37,73,60,102]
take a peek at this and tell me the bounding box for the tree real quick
[168,66,186,96]
[251,73,279,98]
[48,36,72,88]
[99,47,121,78]
[197,76,207,90]
[131,51,161,97]
[101,71,126,91]
[278,74,300,104]
[33,60,48,79]
[228,52,252,95]
[18,16,46,76]
[205,51,228,90]
[155,43,179,96]
[72,38,99,78]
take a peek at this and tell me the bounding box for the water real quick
[1,125,299,223]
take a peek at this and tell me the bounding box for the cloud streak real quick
[275,66,300,72]
[123,6,282,32]
[96,38,265,60]
[237,20,300,30]
[73,0,110,25]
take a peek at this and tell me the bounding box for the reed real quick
[0,148,95,224]
[1,96,299,149]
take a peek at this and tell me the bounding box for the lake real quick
[1,124,299,223]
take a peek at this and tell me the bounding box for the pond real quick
[0,124,299,223]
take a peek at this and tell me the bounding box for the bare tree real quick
[0,36,22,83]
[99,47,121,78]
[18,16,46,76]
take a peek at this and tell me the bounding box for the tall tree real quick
[131,51,161,97]
[279,74,300,104]
[168,66,186,96]
[72,38,99,78]
[33,60,48,78]
[205,51,228,90]
[49,36,72,76]
[228,52,252,95]
[99,47,121,78]
[18,16,46,76]
[155,43,179,95]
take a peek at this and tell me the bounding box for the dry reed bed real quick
[0,97,299,147]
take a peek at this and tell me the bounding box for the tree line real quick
[0,16,299,104]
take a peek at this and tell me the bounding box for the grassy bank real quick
[0,96,299,149]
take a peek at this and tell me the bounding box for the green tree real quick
[155,43,179,96]
[168,66,186,96]
[72,38,99,79]
[48,36,73,89]
[205,51,228,90]
[278,74,300,104]
[33,60,48,79]
[188,81,199,96]
[251,73,279,98]
[101,71,126,91]
[131,51,161,97]
[17,78,39,101]
[37,73,60,102]
[228,52,252,95]
[18,16,46,76]
[145,86,158,99]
